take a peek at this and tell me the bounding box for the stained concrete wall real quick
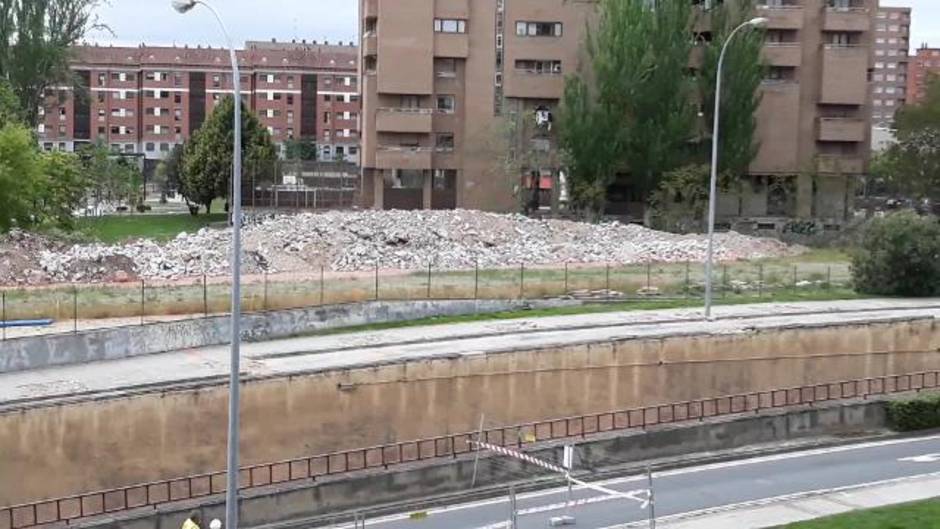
[0,299,573,373]
[1,317,938,505]
[77,400,889,529]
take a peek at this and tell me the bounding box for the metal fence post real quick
[474,261,479,300]
[320,265,325,305]
[375,263,379,301]
[203,274,209,317]
[519,264,525,299]
[427,263,432,299]
[647,465,657,529]
[263,271,269,310]
[685,260,691,298]
[140,279,145,326]
[564,262,569,295]
[73,286,78,334]
[2,291,6,341]
[722,265,728,299]
[606,263,611,301]
[646,261,652,290]
[826,265,832,289]
[758,264,764,298]
[792,265,798,290]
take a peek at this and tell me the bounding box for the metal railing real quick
[3,370,938,529]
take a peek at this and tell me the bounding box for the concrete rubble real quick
[4,210,804,284]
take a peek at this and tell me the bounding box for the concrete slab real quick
[1,299,939,409]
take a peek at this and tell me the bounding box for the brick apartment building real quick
[38,40,361,164]
[871,5,911,127]
[907,45,940,103]
[360,0,875,229]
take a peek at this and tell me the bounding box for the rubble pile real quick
[6,210,804,284]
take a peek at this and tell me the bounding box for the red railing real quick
[3,370,939,529]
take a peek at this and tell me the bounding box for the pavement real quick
[320,433,940,529]
[2,298,940,408]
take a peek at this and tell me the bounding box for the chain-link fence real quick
[0,259,853,340]
[242,159,360,212]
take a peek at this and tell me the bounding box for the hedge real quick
[887,393,940,432]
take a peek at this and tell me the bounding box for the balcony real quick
[762,43,802,67]
[363,33,377,56]
[504,71,565,100]
[364,0,377,18]
[818,118,866,142]
[434,33,469,58]
[434,0,469,19]
[756,4,804,30]
[376,108,433,133]
[817,155,865,174]
[375,146,433,170]
[823,7,870,33]
[820,45,869,105]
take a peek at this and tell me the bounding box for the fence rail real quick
[0,260,851,340]
[3,370,938,529]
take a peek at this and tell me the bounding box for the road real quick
[323,433,940,529]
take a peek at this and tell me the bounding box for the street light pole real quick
[171,2,242,529]
[704,16,767,320]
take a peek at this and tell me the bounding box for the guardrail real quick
[3,370,938,529]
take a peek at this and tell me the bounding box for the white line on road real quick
[326,433,940,529]
[899,453,940,463]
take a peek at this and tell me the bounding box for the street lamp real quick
[704,16,767,320]
[171,2,243,529]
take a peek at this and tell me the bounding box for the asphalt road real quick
[324,433,940,529]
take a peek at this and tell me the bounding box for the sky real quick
[87,0,939,51]
[86,0,359,48]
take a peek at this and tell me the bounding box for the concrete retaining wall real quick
[0,299,574,373]
[2,317,938,506]
[80,400,890,529]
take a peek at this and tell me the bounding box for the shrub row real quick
[887,393,940,432]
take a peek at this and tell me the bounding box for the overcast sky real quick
[87,0,939,51]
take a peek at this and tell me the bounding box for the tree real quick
[697,0,765,178]
[879,75,940,204]
[182,96,277,214]
[77,142,141,207]
[283,138,317,161]
[649,163,711,233]
[852,211,940,297]
[0,0,106,126]
[35,150,88,228]
[558,0,696,217]
[0,123,42,230]
[0,78,20,127]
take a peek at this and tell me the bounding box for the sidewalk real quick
[653,472,940,528]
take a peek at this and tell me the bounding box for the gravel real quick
[6,210,804,284]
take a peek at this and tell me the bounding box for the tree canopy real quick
[877,75,940,203]
[0,0,105,126]
[181,96,278,213]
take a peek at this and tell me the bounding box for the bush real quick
[887,393,940,432]
[851,211,940,297]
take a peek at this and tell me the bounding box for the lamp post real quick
[704,16,767,320]
[171,2,242,529]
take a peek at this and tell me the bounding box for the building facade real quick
[907,45,940,104]
[359,0,875,228]
[871,6,910,127]
[38,40,361,163]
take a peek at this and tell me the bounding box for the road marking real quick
[595,470,940,529]
[899,453,940,463]
[326,433,940,528]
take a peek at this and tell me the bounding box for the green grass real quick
[76,213,228,243]
[774,499,940,528]
[300,287,863,337]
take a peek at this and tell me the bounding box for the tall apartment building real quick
[38,40,361,164]
[360,0,875,228]
[907,46,940,103]
[871,6,910,126]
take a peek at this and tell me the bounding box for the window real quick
[287,75,294,89]
[174,73,183,86]
[323,94,331,102]
[37,123,45,134]
[887,62,897,69]
[174,93,182,104]
[873,73,884,81]
[433,169,456,190]
[436,133,455,150]
[515,59,562,75]
[146,142,155,152]
[323,112,330,124]
[160,143,170,152]
[885,99,895,107]
[287,110,294,124]
[124,144,135,153]
[874,86,883,94]
[873,99,883,106]
[97,126,105,137]
[175,108,182,121]
[212,74,221,88]
[434,18,467,33]
[400,95,420,108]
[875,61,885,69]
[516,21,563,37]
[97,92,106,104]
[436,95,455,113]
[886,86,896,94]
[287,94,294,105]
[286,128,294,139]
[97,72,106,85]
[436,58,458,77]
[886,73,897,81]
[875,38,885,44]
[875,49,885,56]
[829,32,851,47]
